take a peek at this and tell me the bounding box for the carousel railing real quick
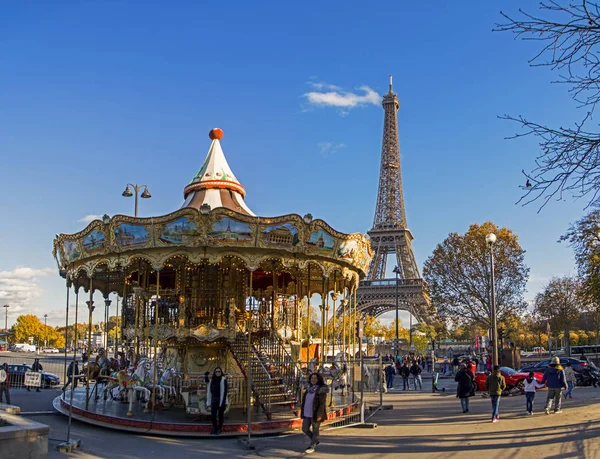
[228,327,273,415]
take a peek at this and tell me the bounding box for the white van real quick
[14,343,37,353]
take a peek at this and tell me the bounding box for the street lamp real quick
[122,184,151,217]
[44,314,48,349]
[393,266,400,358]
[485,232,499,367]
[3,304,8,331]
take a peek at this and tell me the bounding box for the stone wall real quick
[0,412,49,459]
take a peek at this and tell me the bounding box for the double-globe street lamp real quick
[122,184,151,217]
[485,232,499,367]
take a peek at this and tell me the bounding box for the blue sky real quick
[0,2,587,328]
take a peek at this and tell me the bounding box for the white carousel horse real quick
[134,358,167,402]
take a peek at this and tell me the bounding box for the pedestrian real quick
[484,365,506,422]
[205,367,228,435]
[523,371,544,415]
[0,363,10,405]
[466,359,476,377]
[410,361,423,390]
[301,372,329,454]
[400,362,411,390]
[541,356,567,414]
[443,356,449,374]
[455,364,475,413]
[62,360,79,392]
[28,358,43,392]
[385,363,395,389]
[563,361,576,399]
[452,356,460,375]
[485,355,492,372]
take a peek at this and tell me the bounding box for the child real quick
[523,371,544,415]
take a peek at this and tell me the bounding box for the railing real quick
[359,278,424,288]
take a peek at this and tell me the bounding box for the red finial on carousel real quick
[209,128,224,140]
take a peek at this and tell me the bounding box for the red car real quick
[474,366,545,394]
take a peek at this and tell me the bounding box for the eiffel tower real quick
[357,76,434,324]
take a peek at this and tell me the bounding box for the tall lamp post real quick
[393,266,400,359]
[3,304,8,331]
[122,184,151,217]
[44,314,48,349]
[485,233,499,367]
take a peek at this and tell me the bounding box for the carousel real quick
[52,128,372,436]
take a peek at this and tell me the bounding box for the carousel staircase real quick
[228,331,298,419]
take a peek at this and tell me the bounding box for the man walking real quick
[385,362,395,390]
[0,363,10,405]
[541,356,567,414]
[484,365,506,423]
[29,358,43,392]
[400,362,411,390]
[410,361,423,390]
[62,360,79,392]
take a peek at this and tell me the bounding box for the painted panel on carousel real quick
[159,217,199,244]
[338,239,370,268]
[62,240,80,262]
[262,223,300,246]
[307,228,335,252]
[209,217,253,243]
[114,223,150,247]
[82,229,105,253]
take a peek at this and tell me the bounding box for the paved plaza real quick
[5,378,599,459]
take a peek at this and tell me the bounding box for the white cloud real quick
[0,266,54,307]
[77,214,102,224]
[317,142,346,157]
[303,83,380,112]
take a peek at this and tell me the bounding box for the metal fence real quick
[0,355,67,391]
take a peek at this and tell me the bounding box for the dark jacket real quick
[455,368,475,398]
[300,384,329,423]
[385,365,395,379]
[484,370,506,396]
[399,365,410,378]
[541,365,567,389]
[67,361,79,377]
[31,361,43,372]
[410,364,422,376]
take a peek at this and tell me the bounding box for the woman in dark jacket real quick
[205,367,228,435]
[455,365,475,413]
[301,372,329,454]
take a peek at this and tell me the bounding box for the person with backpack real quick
[410,361,423,390]
[0,363,10,405]
[400,362,411,390]
[455,364,475,413]
[541,356,567,414]
[28,358,43,392]
[523,371,544,415]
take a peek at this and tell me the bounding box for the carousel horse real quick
[157,367,181,402]
[133,358,167,403]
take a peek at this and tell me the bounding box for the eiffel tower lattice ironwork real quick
[357,76,435,323]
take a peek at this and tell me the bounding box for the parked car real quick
[6,364,60,389]
[42,348,60,354]
[474,366,545,394]
[520,357,587,373]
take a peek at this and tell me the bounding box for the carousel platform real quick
[53,386,358,437]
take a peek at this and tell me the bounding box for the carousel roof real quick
[182,128,255,216]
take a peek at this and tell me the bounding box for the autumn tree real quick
[561,209,600,342]
[496,2,600,210]
[534,276,584,355]
[423,222,529,327]
[12,314,44,344]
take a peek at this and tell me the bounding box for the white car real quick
[43,348,60,353]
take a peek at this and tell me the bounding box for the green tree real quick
[423,222,529,327]
[534,276,583,355]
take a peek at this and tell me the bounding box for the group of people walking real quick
[462,356,571,422]
[385,357,424,390]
